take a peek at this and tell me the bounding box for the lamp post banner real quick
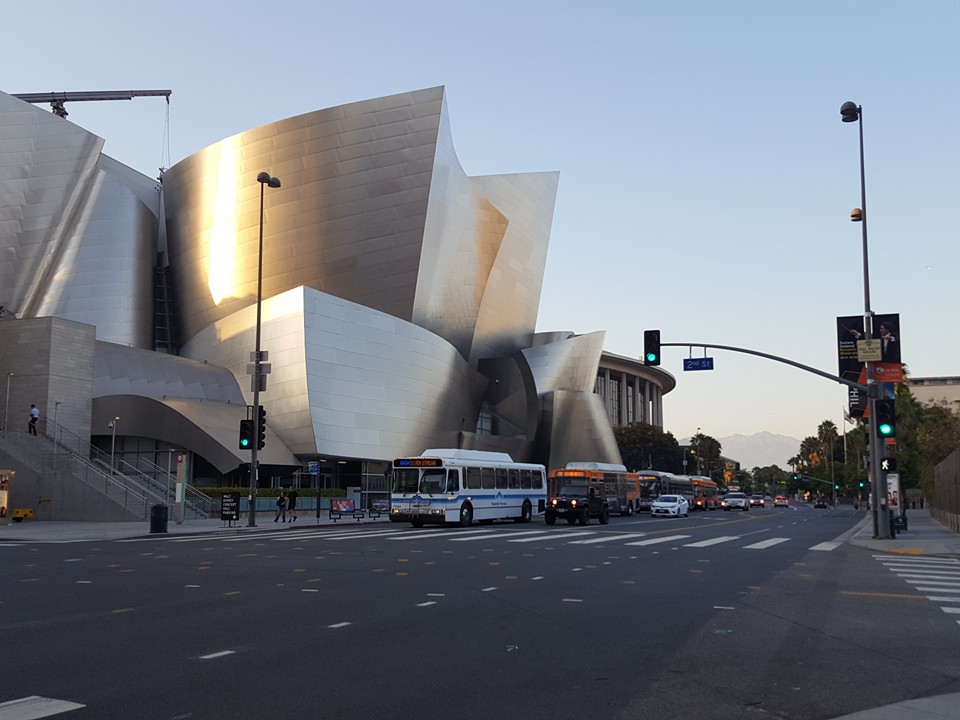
[837,313,903,418]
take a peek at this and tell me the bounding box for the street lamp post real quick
[3,372,11,433]
[53,401,62,446]
[108,416,120,473]
[249,171,281,527]
[841,101,890,539]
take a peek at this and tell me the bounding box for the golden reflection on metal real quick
[208,136,240,305]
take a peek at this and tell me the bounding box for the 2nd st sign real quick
[683,358,714,371]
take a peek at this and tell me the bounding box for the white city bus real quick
[390,449,547,528]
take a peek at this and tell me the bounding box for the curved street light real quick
[840,101,889,539]
[249,172,281,527]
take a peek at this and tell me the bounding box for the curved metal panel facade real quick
[163,88,445,347]
[0,92,158,348]
[182,286,486,460]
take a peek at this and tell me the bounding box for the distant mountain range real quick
[716,432,801,471]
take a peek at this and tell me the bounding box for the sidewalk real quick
[844,508,960,557]
[0,510,389,543]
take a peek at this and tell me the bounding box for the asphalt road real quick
[2,505,958,720]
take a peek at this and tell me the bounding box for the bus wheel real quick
[599,505,609,525]
[516,500,532,524]
[459,503,473,527]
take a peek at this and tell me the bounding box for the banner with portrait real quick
[837,313,902,418]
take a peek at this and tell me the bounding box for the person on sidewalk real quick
[274,490,287,523]
[287,487,298,522]
[28,404,40,436]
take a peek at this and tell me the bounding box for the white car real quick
[651,494,689,518]
[721,491,750,511]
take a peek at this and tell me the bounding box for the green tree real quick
[690,432,722,477]
[613,422,682,473]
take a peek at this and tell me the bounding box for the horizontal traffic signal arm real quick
[659,341,869,393]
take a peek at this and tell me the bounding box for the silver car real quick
[720,491,750,511]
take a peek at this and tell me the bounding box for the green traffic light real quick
[645,352,658,363]
[240,438,250,448]
[877,422,894,436]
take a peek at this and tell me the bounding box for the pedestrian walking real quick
[274,490,287,523]
[287,487,298,522]
[28,404,40,436]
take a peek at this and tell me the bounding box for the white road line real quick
[902,579,960,587]
[683,536,740,548]
[810,541,842,551]
[510,531,596,542]
[417,601,437,607]
[568,533,649,545]
[0,695,85,717]
[389,529,495,540]
[199,650,236,660]
[925,596,960,603]
[942,607,960,614]
[328,622,352,628]
[914,587,960,594]
[895,572,960,580]
[447,531,547,542]
[742,538,790,550]
[624,535,691,547]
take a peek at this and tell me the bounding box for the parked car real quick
[773,495,789,507]
[651,494,689,518]
[749,494,766,507]
[720,491,750,511]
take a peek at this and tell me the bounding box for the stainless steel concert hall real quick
[0,86,673,520]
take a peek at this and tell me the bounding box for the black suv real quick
[544,480,609,525]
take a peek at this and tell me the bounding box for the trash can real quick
[150,504,169,534]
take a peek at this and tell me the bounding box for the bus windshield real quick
[558,482,589,496]
[392,469,420,494]
[419,469,445,495]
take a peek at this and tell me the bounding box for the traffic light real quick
[257,405,267,450]
[874,399,896,438]
[858,481,865,488]
[643,330,661,366]
[239,419,253,449]
[834,484,840,490]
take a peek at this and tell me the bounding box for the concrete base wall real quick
[0,449,140,522]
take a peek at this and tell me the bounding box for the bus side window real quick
[447,469,460,492]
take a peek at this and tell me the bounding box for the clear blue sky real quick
[9,1,959,447]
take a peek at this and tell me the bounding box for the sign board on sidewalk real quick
[221,491,240,523]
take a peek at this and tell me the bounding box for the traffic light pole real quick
[659,340,891,536]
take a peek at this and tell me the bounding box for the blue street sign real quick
[683,358,714,371]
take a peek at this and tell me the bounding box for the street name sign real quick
[683,358,714,371]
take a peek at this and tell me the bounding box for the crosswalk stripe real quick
[568,533,649,545]
[810,541,842,551]
[0,695,85,717]
[447,530,548,542]
[624,535,691,547]
[509,531,596,542]
[743,538,790,550]
[684,536,740,548]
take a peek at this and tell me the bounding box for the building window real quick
[626,383,635,424]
